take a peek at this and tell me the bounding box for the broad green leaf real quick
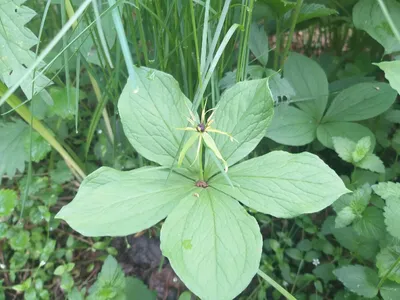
[356,154,385,174]
[118,67,198,169]
[56,167,195,236]
[210,151,349,218]
[332,137,356,163]
[313,264,336,284]
[381,282,400,300]
[160,188,262,300]
[317,121,375,149]
[0,189,17,217]
[323,82,396,122]
[0,120,28,177]
[333,265,379,298]
[204,78,274,177]
[353,0,400,54]
[24,131,51,163]
[374,61,400,94]
[249,23,268,66]
[283,4,337,28]
[335,207,356,228]
[284,52,329,121]
[353,207,386,239]
[0,0,52,99]
[376,247,400,283]
[266,105,317,146]
[373,182,400,240]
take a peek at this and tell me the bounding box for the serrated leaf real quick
[0,120,28,177]
[335,207,356,228]
[373,182,400,240]
[125,277,156,300]
[56,167,195,236]
[352,136,372,163]
[0,0,52,99]
[332,137,356,163]
[249,23,268,66]
[317,121,375,149]
[160,188,262,300]
[381,281,400,300]
[204,78,274,177]
[284,52,329,121]
[118,67,198,170]
[356,154,385,174]
[49,161,73,185]
[333,265,379,298]
[0,189,17,218]
[353,207,386,239]
[332,227,379,260]
[210,151,349,218]
[24,131,51,162]
[374,61,400,94]
[377,247,400,283]
[323,83,397,122]
[266,105,317,146]
[10,230,30,251]
[353,0,400,54]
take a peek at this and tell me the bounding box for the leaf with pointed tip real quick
[373,182,400,240]
[0,0,52,99]
[204,78,274,177]
[332,137,355,163]
[160,188,262,300]
[266,105,317,146]
[118,67,199,170]
[249,23,269,66]
[210,151,349,218]
[0,120,28,178]
[356,154,385,173]
[56,167,195,236]
[323,82,396,122]
[284,52,329,121]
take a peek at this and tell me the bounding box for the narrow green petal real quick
[203,132,228,172]
[178,133,200,167]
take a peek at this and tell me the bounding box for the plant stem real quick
[199,140,204,180]
[257,269,297,300]
[377,0,400,43]
[377,252,400,289]
[1,83,86,181]
[274,19,282,71]
[65,0,114,144]
[280,0,303,69]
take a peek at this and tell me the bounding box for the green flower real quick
[177,102,236,172]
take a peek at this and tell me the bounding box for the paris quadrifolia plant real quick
[56,66,349,300]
